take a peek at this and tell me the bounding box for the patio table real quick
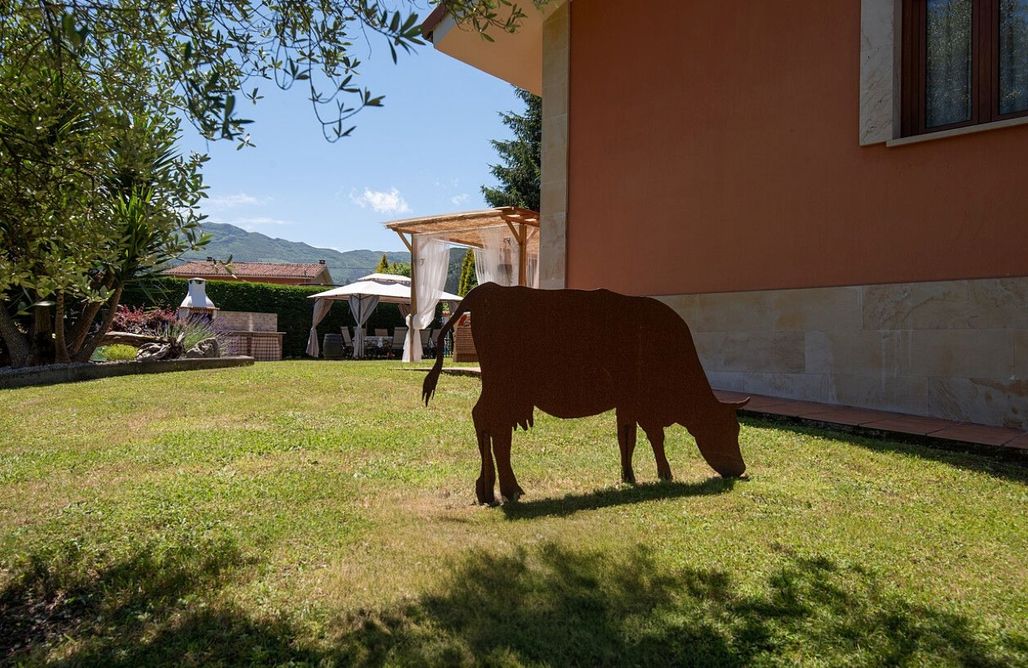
[363,335,392,358]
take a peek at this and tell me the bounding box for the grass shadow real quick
[3,540,1025,666]
[740,415,1028,484]
[0,537,249,665]
[365,545,1025,667]
[499,477,738,521]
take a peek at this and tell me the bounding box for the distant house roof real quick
[165,260,333,284]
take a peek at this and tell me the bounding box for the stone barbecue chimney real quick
[177,278,218,320]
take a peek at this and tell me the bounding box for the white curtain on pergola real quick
[526,228,540,288]
[473,225,539,288]
[474,225,517,286]
[403,236,449,362]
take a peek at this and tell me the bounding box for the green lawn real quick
[1,362,1025,666]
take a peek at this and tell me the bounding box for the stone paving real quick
[714,389,1027,458]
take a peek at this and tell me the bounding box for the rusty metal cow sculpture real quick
[423,283,749,505]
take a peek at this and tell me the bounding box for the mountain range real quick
[177,223,466,292]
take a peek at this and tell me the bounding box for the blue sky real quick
[178,36,519,254]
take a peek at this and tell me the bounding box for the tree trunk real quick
[28,302,55,365]
[67,272,114,356]
[0,302,31,368]
[67,300,103,355]
[100,331,162,347]
[53,292,71,363]
[73,284,124,363]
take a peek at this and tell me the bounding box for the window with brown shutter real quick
[902,0,1028,136]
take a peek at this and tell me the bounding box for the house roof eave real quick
[422,4,448,39]
[420,1,568,95]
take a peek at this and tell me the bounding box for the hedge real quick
[121,277,434,359]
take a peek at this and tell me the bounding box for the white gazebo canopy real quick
[305,273,461,358]
[355,272,410,285]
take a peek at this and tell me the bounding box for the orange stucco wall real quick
[566,0,1028,296]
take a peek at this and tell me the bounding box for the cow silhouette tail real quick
[422,286,479,406]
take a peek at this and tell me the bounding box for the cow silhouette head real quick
[688,398,748,478]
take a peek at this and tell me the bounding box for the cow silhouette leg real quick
[492,427,525,503]
[475,428,497,505]
[642,424,673,481]
[616,413,637,484]
[472,401,498,505]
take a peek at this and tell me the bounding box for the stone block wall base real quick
[659,277,1028,430]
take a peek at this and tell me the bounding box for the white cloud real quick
[350,187,411,214]
[205,193,268,209]
[450,193,470,207]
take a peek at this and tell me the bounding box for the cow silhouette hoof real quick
[500,486,525,504]
[476,488,497,506]
[621,472,637,485]
[658,471,674,482]
[475,477,497,505]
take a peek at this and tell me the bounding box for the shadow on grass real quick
[3,539,1024,666]
[0,537,250,665]
[499,477,738,521]
[740,415,1028,484]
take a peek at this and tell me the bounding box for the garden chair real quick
[374,328,388,337]
[420,329,432,355]
[392,327,407,355]
[340,327,354,357]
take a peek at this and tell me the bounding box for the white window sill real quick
[887,115,1028,147]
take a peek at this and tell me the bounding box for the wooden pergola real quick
[385,207,541,327]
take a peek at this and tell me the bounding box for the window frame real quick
[902,0,1028,136]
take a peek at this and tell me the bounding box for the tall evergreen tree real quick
[457,248,478,296]
[482,88,541,211]
[374,253,390,273]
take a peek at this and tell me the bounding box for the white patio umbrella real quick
[306,274,461,358]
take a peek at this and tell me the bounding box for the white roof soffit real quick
[429,2,565,95]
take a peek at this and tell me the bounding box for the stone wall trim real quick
[0,356,255,390]
[659,276,1028,429]
[539,2,569,289]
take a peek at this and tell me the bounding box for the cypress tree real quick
[457,248,478,296]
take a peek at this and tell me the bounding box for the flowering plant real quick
[112,306,177,335]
